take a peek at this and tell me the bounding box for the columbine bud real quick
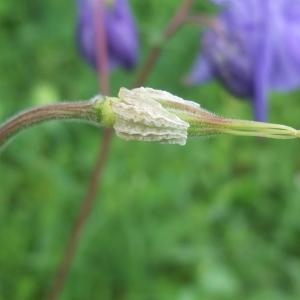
[77,0,139,70]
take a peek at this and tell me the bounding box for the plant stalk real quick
[0,101,99,147]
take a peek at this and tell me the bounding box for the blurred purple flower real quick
[77,0,139,71]
[186,0,300,121]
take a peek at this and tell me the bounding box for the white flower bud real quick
[111,87,190,145]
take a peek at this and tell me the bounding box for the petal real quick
[253,25,272,121]
[268,1,300,91]
[106,24,139,70]
[77,0,139,71]
[77,0,98,68]
[106,0,139,70]
[199,0,300,121]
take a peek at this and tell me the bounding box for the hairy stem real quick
[0,101,98,147]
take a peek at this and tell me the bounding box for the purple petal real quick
[105,0,139,70]
[189,0,300,120]
[77,0,139,71]
[185,55,214,85]
[253,35,271,121]
[268,1,300,91]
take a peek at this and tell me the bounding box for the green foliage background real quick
[1,1,300,299]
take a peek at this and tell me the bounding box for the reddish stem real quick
[46,131,113,300]
[47,1,194,299]
[134,0,194,87]
[186,14,221,30]
[47,1,111,299]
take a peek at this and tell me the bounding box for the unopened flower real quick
[186,0,300,121]
[77,0,139,70]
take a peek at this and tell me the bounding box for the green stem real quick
[167,102,300,140]
[221,119,300,139]
[187,116,300,139]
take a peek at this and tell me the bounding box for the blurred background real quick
[1,0,300,299]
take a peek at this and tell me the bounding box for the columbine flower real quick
[77,0,139,70]
[186,0,300,121]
